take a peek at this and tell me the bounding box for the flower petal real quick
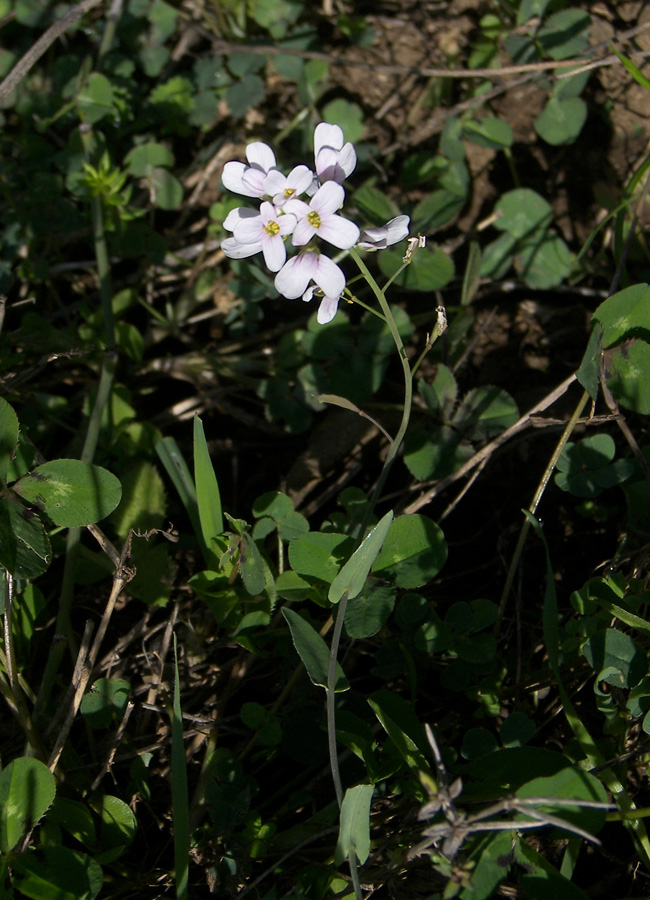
[315,147,340,181]
[224,207,259,231]
[311,181,345,215]
[278,213,297,236]
[318,215,360,250]
[317,295,340,323]
[337,143,357,178]
[262,169,286,196]
[314,123,343,154]
[313,255,345,297]
[283,198,311,219]
[234,216,263,244]
[241,169,267,196]
[275,254,318,299]
[291,219,316,246]
[262,235,286,272]
[358,215,410,250]
[221,237,262,259]
[222,162,255,197]
[246,141,276,172]
[288,165,316,195]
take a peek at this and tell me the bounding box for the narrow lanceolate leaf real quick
[335,784,374,865]
[193,415,223,563]
[0,757,56,852]
[13,460,121,527]
[156,437,201,539]
[282,608,349,692]
[328,511,394,604]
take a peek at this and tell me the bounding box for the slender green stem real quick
[380,251,417,296]
[326,589,348,810]
[503,147,520,189]
[348,248,413,515]
[3,573,46,756]
[495,389,589,636]
[325,248,430,899]
[35,126,116,719]
[97,0,122,65]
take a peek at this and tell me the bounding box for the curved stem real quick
[325,248,420,899]
[495,389,590,637]
[347,248,413,517]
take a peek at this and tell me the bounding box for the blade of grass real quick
[193,415,223,565]
[156,436,201,543]
[171,634,189,900]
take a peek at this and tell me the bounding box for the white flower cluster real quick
[221,123,410,324]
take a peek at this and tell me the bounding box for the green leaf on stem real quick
[282,608,349,692]
[193,415,223,562]
[328,510,393,604]
[334,784,374,865]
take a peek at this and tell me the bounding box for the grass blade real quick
[171,634,189,900]
[193,415,223,563]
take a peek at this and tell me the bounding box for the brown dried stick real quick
[48,620,95,772]
[0,0,104,103]
[404,373,578,515]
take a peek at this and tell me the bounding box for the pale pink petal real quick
[221,237,262,259]
[318,215,360,249]
[221,161,248,195]
[278,214,297,235]
[283,198,311,218]
[385,215,410,242]
[315,147,339,180]
[288,165,315,195]
[246,141,276,172]
[263,169,288,196]
[258,201,276,221]
[267,165,315,202]
[224,207,258,231]
[311,181,345,216]
[357,226,386,249]
[358,215,410,250]
[262,236,286,272]
[292,219,316,246]
[317,296,340,324]
[241,169,266,196]
[275,254,317,299]
[314,123,343,154]
[234,216,263,243]
[313,255,345,297]
[337,143,357,177]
